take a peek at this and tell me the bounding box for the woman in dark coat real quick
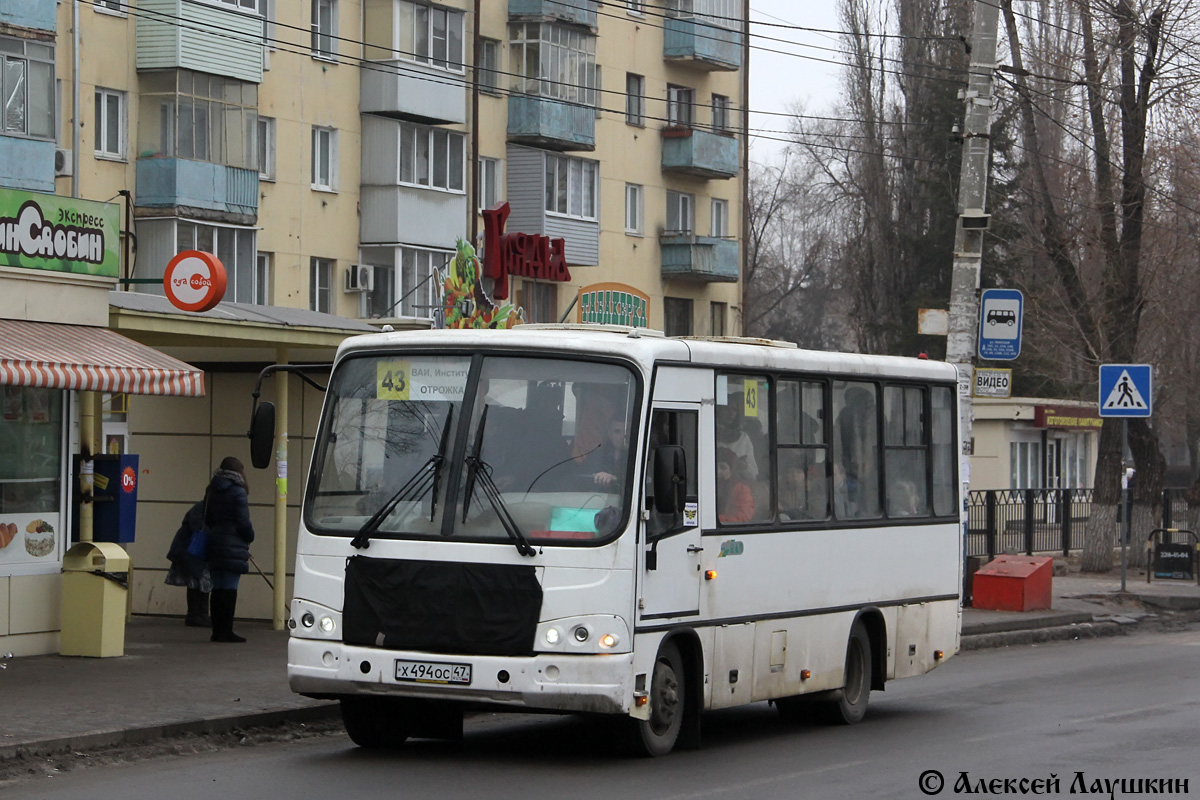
[202,457,256,642]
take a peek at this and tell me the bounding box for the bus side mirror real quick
[653,445,687,515]
[248,401,276,469]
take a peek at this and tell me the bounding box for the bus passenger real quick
[717,447,755,524]
[778,460,813,521]
[716,400,759,480]
[587,419,628,488]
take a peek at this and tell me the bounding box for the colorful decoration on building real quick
[441,238,523,329]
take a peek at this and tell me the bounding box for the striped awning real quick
[0,319,205,397]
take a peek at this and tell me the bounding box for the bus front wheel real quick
[621,641,686,757]
[340,696,412,748]
[821,620,872,725]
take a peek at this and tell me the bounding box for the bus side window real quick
[645,410,698,538]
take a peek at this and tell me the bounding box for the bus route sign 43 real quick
[973,368,1012,399]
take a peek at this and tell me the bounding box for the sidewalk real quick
[1,567,1197,765]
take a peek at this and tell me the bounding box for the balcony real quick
[360,186,467,247]
[1,0,56,32]
[661,235,738,282]
[0,137,55,193]
[137,0,263,84]
[135,159,258,220]
[661,127,738,179]
[507,96,595,152]
[361,60,467,125]
[508,0,597,29]
[664,16,742,71]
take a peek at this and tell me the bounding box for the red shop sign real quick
[481,202,570,300]
[163,250,227,312]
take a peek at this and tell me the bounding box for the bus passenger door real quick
[639,406,702,620]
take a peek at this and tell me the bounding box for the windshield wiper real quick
[351,407,453,550]
[461,405,536,558]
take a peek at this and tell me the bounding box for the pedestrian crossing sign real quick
[1098,364,1152,418]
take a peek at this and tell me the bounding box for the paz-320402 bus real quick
[250,325,963,757]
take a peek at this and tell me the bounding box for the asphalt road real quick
[6,625,1199,800]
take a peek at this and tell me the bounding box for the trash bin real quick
[61,541,130,657]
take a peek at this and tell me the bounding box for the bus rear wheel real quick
[821,620,872,725]
[340,696,412,748]
[621,641,685,757]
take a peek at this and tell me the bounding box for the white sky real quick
[748,1,845,165]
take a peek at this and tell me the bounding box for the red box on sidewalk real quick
[971,555,1053,611]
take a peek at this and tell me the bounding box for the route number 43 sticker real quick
[377,361,410,400]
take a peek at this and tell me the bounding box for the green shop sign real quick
[0,188,120,278]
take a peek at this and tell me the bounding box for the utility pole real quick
[946,0,1001,468]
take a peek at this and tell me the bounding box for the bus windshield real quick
[307,353,640,546]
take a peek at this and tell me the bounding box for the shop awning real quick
[0,319,205,397]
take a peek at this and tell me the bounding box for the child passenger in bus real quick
[717,447,755,524]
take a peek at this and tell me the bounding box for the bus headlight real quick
[290,600,341,641]
[535,616,629,653]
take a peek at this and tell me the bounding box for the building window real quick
[666,191,695,235]
[175,220,258,303]
[711,198,728,237]
[665,0,742,29]
[625,183,643,235]
[396,1,465,71]
[0,388,63,534]
[255,252,271,305]
[479,156,502,210]
[311,257,333,313]
[137,70,258,169]
[361,246,448,320]
[712,93,730,132]
[257,116,275,180]
[667,84,694,127]
[311,0,337,60]
[510,22,596,106]
[625,73,645,126]
[94,88,126,159]
[480,38,501,93]
[626,0,645,15]
[398,122,464,192]
[516,280,558,324]
[262,0,276,50]
[312,126,337,190]
[664,297,693,337]
[95,0,127,16]
[544,154,598,221]
[1,37,55,141]
[711,301,726,336]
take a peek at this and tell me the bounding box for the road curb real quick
[0,703,341,765]
[961,619,1127,651]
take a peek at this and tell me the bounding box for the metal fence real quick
[965,488,1194,559]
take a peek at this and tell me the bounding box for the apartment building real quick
[0,0,747,652]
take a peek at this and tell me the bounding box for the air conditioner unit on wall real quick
[55,148,73,178]
[344,264,374,293]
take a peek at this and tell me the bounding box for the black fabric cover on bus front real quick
[343,556,543,656]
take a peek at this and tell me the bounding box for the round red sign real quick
[121,466,137,494]
[163,250,227,312]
